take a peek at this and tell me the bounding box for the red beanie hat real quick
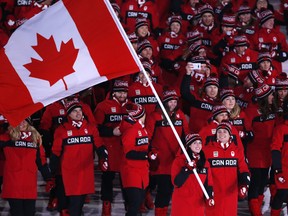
[216,121,232,136]
[199,3,214,17]
[247,70,264,86]
[255,84,273,99]
[168,15,182,26]
[233,35,249,47]
[128,32,138,43]
[140,57,152,74]
[259,9,274,26]
[257,52,272,64]
[221,14,236,27]
[64,98,82,114]
[126,102,145,119]
[237,4,251,16]
[275,72,288,90]
[220,89,235,101]
[212,104,229,120]
[135,17,149,30]
[204,76,219,89]
[112,80,129,92]
[163,89,179,103]
[186,133,202,148]
[187,29,202,44]
[137,39,152,54]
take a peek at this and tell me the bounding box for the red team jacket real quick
[146,108,189,175]
[203,140,249,216]
[157,31,187,62]
[40,100,95,132]
[128,81,162,115]
[251,27,288,73]
[181,74,218,133]
[171,154,213,216]
[193,23,218,61]
[180,3,198,34]
[246,104,276,168]
[120,0,159,34]
[119,117,149,189]
[0,132,47,199]
[230,110,253,136]
[52,119,103,196]
[199,120,244,152]
[271,120,288,189]
[94,97,128,172]
[220,48,259,83]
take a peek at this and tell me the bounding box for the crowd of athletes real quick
[1,0,288,216]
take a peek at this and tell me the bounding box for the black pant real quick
[68,195,86,216]
[124,187,145,216]
[271,189,288,209]
[8,198,36,216]
[153,174,173,208]
[248,168,269,200]
[101,171,115,202]
[55,175,69,211]
[101,171,125,203]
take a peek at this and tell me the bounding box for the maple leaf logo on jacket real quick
[24,33,79,90]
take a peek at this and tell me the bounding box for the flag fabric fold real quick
[0,0,141,126]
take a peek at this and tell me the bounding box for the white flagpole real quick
[104,0,209,200]
[141,69,209,200]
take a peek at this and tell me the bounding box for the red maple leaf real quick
[24,34,79,90]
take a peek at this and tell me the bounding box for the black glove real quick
[272,150,282,171]
[275,51,288,62]
[239,172,251,186]
[174,167,190,187]
[153,27,163,38]
[96,145,108,160]
[275,169,286,184]
[160,59,176,71]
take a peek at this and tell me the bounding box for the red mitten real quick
[4,14,17,31]
[276,173,286,184]
[45,178,56,192]
[206,198,215,207]
[99,159,108,172]
[238,185,248,200]
[148,150,159,171]
[185,160,197,171]
[148,150,158,161]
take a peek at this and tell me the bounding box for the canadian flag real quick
[0,0,141,126]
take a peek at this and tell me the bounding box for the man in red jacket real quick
[146,89,190,214]
[39,94,95,212]
[119,102,150,216]
[94,80,129,216]
[50,100,108,216]
[128,66,163,115]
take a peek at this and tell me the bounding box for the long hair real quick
[162,100,179,123]
[229,102,241,119]
[8,124,42,146]
[257,95,278,118]
[186,147,206,170]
